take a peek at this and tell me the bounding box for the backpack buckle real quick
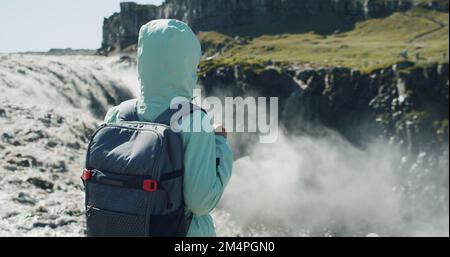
[82,169,93,182]
[143,180,158,192]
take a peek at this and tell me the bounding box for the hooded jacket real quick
[103,19,233,237]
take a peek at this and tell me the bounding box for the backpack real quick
[82,99,204,237]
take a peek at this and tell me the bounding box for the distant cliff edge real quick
[100,0,450,54]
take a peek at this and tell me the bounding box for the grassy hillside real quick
[198,7,449,73]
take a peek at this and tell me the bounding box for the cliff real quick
[100,0,420,53]
[199,61,449,155]
[98,0,449,153]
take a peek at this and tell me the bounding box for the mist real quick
[213,129,449,237]
[195,75,449,237]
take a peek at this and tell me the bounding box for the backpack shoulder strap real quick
[118,99,139,122]
[155,102,206,125]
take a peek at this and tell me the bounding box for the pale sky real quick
[0,0,164,53]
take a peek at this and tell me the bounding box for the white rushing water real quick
[215,131,449,237]
[0,54,448,237]
[0,54,136,236]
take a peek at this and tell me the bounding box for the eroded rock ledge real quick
[199,61,449,152]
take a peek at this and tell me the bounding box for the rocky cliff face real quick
[100,0,417,53]
[199,61,449,154]
[199,60,449,236]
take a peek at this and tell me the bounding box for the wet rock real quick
[45,160,67,173]
[0,108,6,117]
[27,177,54,191]
[33,222,58,229]
[418,0,449,12]
[33,218,77,229]
[66,141,81,150]
[243,67,297,103]
[64,205,84,217]
[1,132,21,146]
[305,72,325,93]
[7,179,23,186]
[46,140,58,148]
[35,206,49,214]
[3,212,20,219]
[13,192,37,206]
[4,165,18,172]
[437,63,449,77]
[21,129,48,142]
[296,69,317,83]
[393,61,415,72]
[50,174,60,180]
[79,122,97,142]
[118,55,133,63]
[38,113,64,127]
[234,36,249,45]
[57,218,77,227]
[6,153,39,168]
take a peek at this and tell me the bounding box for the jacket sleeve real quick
[104,106,120,123]
[181,111,233,216]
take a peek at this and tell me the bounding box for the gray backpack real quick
[82,99,203,237]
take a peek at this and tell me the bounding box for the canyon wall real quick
[199,61,449,154]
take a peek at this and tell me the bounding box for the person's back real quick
[103,19,233,237]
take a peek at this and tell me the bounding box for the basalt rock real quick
[199,62,449,152]
[27,177,55,192]
[419,0,449,12]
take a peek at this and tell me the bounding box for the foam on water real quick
[215,131,449,236]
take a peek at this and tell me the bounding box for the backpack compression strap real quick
[118,99,206,124]
[118,99,139,121]
[155,102,206,126]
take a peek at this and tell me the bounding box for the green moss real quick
[403,111,430,123]
[198,7,449,73]
[376,113,393,125]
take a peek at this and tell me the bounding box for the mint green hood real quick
[136,19,201,121]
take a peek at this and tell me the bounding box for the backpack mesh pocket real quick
[86,207,146,237]
[148,205,190,237]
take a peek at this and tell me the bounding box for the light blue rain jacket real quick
[104,19,233,237]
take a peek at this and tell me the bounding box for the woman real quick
[103,19,233,237]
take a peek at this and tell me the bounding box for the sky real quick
[0,0,164,53]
